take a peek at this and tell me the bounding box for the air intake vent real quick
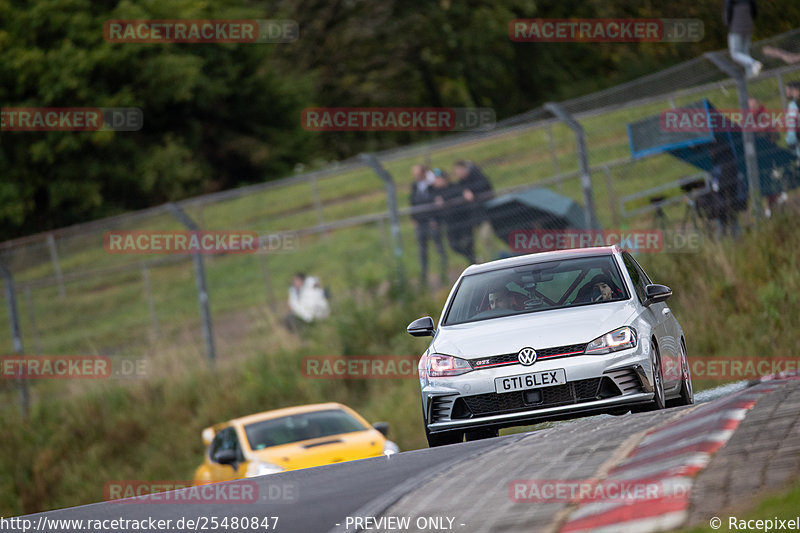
[605,367,645,394]
[430,395,456,423]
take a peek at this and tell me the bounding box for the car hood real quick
[249,429,386,471]
[433,301,637,359]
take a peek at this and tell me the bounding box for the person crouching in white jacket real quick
[285,273,330,331]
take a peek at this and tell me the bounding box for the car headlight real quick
[420,353,473,377]
[245,461,285,478]
[383,440,399,456]
[585,326,637,355]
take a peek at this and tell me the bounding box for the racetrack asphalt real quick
[10,378,800,533]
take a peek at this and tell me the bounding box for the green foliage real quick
[641,210,800,359]
[0,0,315,238]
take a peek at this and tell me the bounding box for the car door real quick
[207,426,245,482]
[632,255,682,384]
[623,253,680,388]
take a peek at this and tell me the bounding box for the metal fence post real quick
[167,203,217,365]
[310,176,326,239]
[359,153,407,290]
[0,263,29,419]
[140,262,159,340]
[545,122,561,176]
[602,165,620,227]
[259,254,276,309]
[544,103,600,229]
[46,233,66,299]
[777,72,787,111]
[23,286,43,355]
[705,52,763,221]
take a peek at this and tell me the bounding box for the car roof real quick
[462,245,620,276]
[227,402,349,428]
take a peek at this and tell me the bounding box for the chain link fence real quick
[2,28,800,415]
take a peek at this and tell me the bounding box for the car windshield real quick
[244,409,368,450]
[443,255,629,326]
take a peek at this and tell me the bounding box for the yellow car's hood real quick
[251,429,385,471]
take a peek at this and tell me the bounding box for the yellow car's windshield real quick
[244,409,369,450]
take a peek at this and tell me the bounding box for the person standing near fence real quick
[708,140,742,238]
[724,0,762,78]
[433,168,477,265]
[453,161,495,261]
[410,164,447,288]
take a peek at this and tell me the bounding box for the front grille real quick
[458,377,617,418]
[471,343,587,370]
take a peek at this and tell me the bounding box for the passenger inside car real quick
[488,286,513,310]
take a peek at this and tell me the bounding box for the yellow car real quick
[193,402,399,483]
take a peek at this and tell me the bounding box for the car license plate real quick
[495,369,567,393]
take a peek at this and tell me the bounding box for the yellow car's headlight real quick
[383,440,399,456]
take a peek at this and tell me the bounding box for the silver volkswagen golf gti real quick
[407,245,693,447]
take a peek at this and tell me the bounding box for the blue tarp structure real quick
[627,98,800,199]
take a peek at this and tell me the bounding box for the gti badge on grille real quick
[517,347,537,366]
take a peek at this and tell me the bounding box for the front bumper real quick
[422,350,655,433]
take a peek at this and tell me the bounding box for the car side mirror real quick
[213,449,239,467]
[407,316,435,337]
[372,422,390,437]
[643,284,672,307]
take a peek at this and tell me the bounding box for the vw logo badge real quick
[517,347,537,366]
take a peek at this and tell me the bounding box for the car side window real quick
[622,253,647,303]
[209,427,241,462]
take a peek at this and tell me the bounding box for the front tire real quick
[645,341,666,411]
[669,340,694,407]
